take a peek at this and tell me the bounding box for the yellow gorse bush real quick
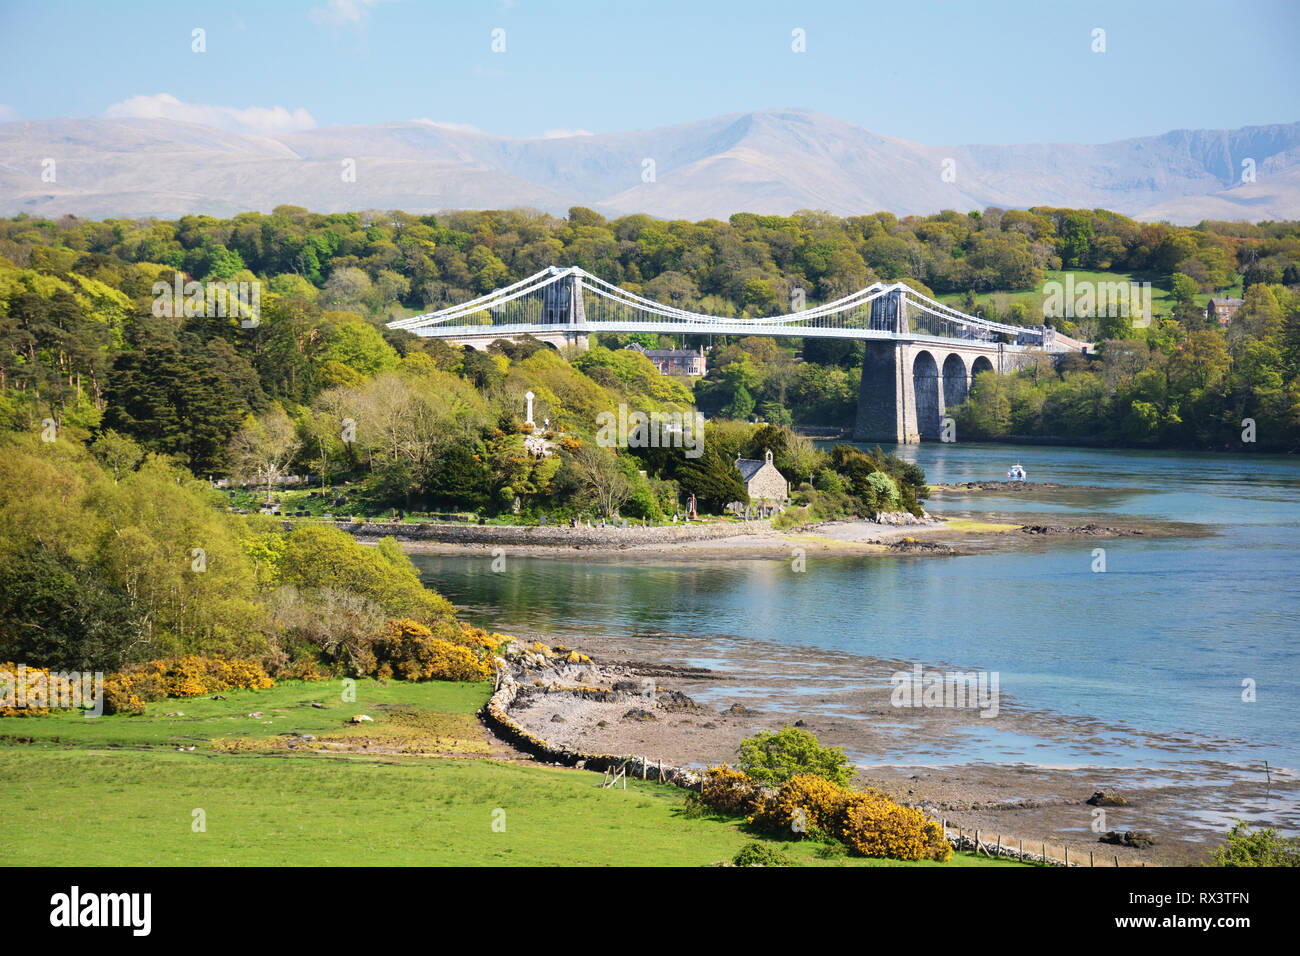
[373,619,497,682]
[699,764,762,816]
[748,772,844,831]
[744,772,951,863]
[103,655,274,715]
[0,662,52,716]
[833,792,951,862]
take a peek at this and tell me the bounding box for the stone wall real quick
[483,660,704,788]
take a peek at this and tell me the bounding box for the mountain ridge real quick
[1,108,1296,224]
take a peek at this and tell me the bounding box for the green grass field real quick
[935,268,1243,319]
[0,679,1024,867]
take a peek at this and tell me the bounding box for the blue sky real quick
[1,0,1296,144]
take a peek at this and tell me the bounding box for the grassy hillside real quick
[0,678,1021,867]
[936,269,1244,320]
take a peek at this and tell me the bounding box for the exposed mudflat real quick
[504,631,1296,867]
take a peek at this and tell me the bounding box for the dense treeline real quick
[3,204,1296,321]
[0,428,454,672]
[2,203,1296,674]
[1,205,1298,486]
[953,280,1300,447]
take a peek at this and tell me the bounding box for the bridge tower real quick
[539,267,589,350]
[854,290,920,443]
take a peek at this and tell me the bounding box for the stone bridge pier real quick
[854,340,1038,444]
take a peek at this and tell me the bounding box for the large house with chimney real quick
[1207,297,1243,325]
[623,343,706,376]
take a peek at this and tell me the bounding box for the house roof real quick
[644,349,701,359]
[623,343,702,359]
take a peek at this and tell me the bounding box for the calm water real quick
[413,443,1300,770]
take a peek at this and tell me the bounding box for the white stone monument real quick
[525,390,535,426]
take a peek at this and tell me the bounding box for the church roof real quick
[736,458,766,482]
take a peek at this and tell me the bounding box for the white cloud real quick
[544,128,594,139]
[0,105,19,122]
[413,118,481,134]
[310,0,389,27]
[106,93,316,136]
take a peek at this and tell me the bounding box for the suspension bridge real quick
[387,266,1083,443]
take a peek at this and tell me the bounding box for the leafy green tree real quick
[1169,272,1199,305]
[325,317,399,377]
[1210,821,1300,867]
[90,429,144,483]
[736,726,853,787]
[424,442,491,508]
[275,525,454,623]
[1057,212,1093,268]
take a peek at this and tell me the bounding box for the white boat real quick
[1007,463,1027,481]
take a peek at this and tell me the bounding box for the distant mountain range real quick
[2,108,1298,224]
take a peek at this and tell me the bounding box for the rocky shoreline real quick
[483,645,1081,864]
[486,632,1296,867]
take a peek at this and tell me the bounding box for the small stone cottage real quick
[735,449,789,504]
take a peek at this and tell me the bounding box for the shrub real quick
[266,585,387,676]
[699,764,761,816]
[736,726,853,787]
[0,662,51,716]
[772,507,809,530]
[866,471,901,510]
[102,675,147,716]
[275,526,454,624]
[373,618,495,682]
[1210,821,1300,867]
[749,774,951,863]
[812,467,845,495]
[278,656,330,681]
[833,790,951,862]
[732,841,793,867]
[101,655,274,715]
[749,773,846,834]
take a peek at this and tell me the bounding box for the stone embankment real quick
[482,653,705,788]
